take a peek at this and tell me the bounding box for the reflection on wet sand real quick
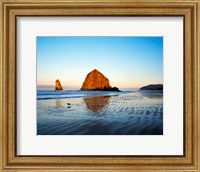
[139,91,163,99]
[56,99,72,108]
[84,96,110,112]
[55,99,62,107]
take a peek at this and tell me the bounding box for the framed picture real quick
[0,0,199,171]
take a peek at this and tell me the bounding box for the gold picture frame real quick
[0,0,199,171]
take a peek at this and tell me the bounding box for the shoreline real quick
[37,89,163,100]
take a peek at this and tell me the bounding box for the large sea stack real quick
[81,69,120,91]
[55,79,63,90]
[140,84,163,90]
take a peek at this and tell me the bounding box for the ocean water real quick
[37,90,132,100]
[37,90,163,135]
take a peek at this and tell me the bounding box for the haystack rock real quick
[81,69,120,91]
[55,79,63,90]
[140,84,163,90]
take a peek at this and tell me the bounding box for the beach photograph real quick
[37,36,163,135]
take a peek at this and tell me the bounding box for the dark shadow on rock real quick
[83,96,110,112]
[92,87,120,92]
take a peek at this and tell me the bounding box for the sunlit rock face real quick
[81,69,112,91]
[55,79,63,90]
[81,69,120,91]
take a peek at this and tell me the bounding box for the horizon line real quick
[37,85,141,89]
[37,84,163,90]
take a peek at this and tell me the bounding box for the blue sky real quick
[37,36,163,90]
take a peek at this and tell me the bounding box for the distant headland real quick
[139,84,163,90]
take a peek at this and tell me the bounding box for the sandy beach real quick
[37,90,163,135]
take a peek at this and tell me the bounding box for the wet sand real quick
[37,91,163,135]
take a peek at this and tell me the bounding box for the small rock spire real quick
[55,79,63,90]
